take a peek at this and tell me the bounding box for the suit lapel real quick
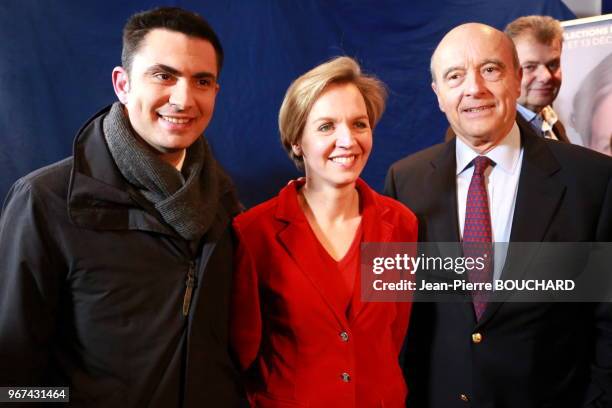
[508,121,564,243]
[553,120,570,143]
[428,140,462,246]
[479,121,565,324]
[348,180,394,322]
[427,140,475,321]
[275,180,350,327]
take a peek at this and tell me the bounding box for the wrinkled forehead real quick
[433,28,512,74]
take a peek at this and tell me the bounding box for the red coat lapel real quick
[348,179,394,322]
[275,179,350,327]
[274,179,398,326]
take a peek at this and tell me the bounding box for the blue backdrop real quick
[0,0,574,207]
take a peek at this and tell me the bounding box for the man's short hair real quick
[278,56,387,169]
[121,7,224,76]
[505,15,563,45]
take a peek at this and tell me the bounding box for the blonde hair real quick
[278,56,387,169]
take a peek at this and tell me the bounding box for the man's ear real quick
[431,81,445,112]
[112,66,130,105]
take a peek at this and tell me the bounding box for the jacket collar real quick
[429,138,462,244]
[480,119,564,325]
[67,106,237,238]
[275,178,393,235]
[509,116,563,242]
[274,178,394,326]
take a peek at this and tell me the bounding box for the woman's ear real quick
[292,144,302,157]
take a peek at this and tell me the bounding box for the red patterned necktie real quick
[463,156,494,320]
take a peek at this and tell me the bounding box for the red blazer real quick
[231,178,418,408]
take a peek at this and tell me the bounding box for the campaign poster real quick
[555,14,612,156]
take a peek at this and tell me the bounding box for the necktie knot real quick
[473,156,492,176]
[541,105,558,126]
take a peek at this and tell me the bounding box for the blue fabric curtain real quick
[0,0,574,207]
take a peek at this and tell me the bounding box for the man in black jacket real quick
[386,23,611,407]
[0,7,242,407]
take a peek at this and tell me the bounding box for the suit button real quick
[341,372,351,382]
[339,331,349,342]
[472,332,483,343]
[460,394,469,402]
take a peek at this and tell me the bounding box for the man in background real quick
[506,15,570,142]
[0,7,242,407]
[386,22,611,407]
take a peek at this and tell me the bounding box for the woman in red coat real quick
[231,56,418,408]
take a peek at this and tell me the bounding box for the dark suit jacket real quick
[385,119,612,408]
[230,178,418,408]
[552,118,570,143]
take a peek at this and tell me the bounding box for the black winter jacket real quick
[0,106,243,407]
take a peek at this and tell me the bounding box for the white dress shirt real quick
[456,122,524,279]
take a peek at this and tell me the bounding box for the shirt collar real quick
[456,121,521,176]
[516,103,538,122]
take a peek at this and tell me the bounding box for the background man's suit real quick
[385,118,612,408]
[547,115,569,143]
[516,105,570,143]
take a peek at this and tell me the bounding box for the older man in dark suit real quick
[386,23,612,408]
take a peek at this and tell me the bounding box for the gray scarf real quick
[103,102,219,241]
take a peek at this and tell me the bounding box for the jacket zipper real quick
[182,261,196,316]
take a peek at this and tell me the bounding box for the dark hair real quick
[122,7,224,76]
